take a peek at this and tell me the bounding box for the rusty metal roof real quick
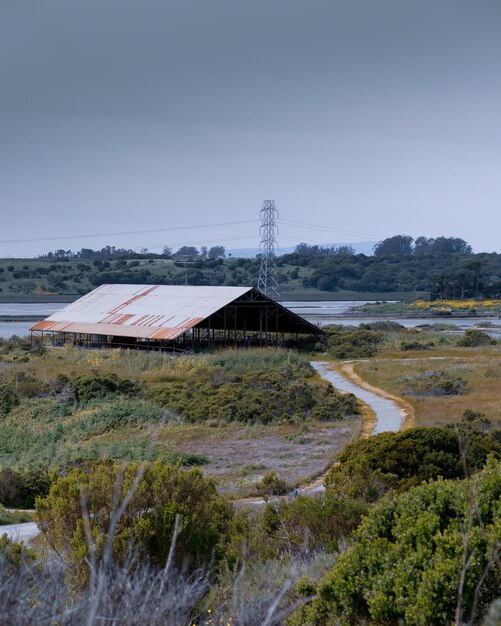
[31,285,254,340]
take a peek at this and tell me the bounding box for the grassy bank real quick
[280,290,428,302]
[352,298,501,317]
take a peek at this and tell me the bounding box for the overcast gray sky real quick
[1,0,500,257]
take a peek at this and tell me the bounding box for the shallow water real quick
[1,301,500,339]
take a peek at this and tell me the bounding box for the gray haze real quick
[1,0,501,257]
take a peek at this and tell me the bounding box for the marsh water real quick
[1,300,500,339]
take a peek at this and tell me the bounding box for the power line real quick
[280,218,381,240]
[0,219,259,246]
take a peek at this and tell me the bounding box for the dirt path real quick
[236,360,407,507]
[1,522,39,542]
[339,362,414,429]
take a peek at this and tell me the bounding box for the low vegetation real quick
[401,369,468,397]
[293,457,501,626]
[0,505,33,526]
[2,425,500,624]
[352,298,501,317]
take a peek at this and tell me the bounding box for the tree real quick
[430,237,472,255]
[174,246,199,258]
[373,235,414,256]
[208,246,225,259]
[414,236,434,254]
[333,245,355,256]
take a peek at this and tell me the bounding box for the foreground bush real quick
[0,539,329,626]
[0,552,207,626]
[294,457,501,626]
[36,461,233,585]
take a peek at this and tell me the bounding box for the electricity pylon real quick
[257,200,280,300]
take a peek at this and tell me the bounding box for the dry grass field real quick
[353,345,501,427]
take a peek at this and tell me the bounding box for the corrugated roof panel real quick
[31,285,252,340]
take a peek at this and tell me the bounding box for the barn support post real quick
[223,307,227,346]
[234,305,237,345]
[259,306,263,346]
[265,305,269,343]
[276,306,279,344]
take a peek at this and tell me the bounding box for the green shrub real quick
[458,329,496,347]
[310,388,359,421]
[360,321,405,332]
[325,425,501,496]
[253,471,291,499]
[0,384,19,417]
[295,457,501,626]
[402,369,467,396]
[400,340,434,351]
[0,336,46,358]
[36,461,233,586]
[325,326,385,359]
[147,370,357,424]
[261,494,367,555]
[74,374,140,404]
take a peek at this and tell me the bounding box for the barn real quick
[31,284,324,351]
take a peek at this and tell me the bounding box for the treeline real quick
[284,252,501,298]
[282,235,501,299]
[4,235,501,299]
[373,234,472,256]
[40,244,226,260]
